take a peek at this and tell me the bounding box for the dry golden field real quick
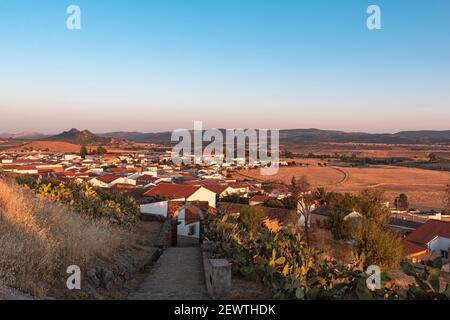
[286,143,450,160]
[237,163,450,210]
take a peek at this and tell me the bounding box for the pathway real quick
[129,246,209,300]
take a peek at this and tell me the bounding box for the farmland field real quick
[236,163,450,210]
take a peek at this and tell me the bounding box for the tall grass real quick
[0,178,130,299]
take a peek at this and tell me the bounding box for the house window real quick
[441,250,448,259]
[188,224,196,236]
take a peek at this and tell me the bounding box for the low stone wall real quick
[202,241,231,299]
[154,218,172,248]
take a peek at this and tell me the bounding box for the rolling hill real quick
[99,129,450,145]
[47,128,112,145]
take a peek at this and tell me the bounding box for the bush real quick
[263,199,286,209]
[202,214,408,300]
[14,176,139,226]
[219,194,249,204]
[322,211,352,240]
[239,207,264,238]
[352,218,404,270]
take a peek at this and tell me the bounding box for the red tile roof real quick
[405,220,450,245]
[184,207,200,225]
[401,239,427,256]
[229,182,250,189]
[402,220,450,257]
[203,184,229,194]
[94,174,121,184]
[137,175,159,182]
[144,184,201,199]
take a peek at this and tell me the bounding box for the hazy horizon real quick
[1,0,449,133]
[3,126,450,136]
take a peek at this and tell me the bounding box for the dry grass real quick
[0,178,131,299]
[237,165,450,209]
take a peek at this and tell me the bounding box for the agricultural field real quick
[237,162,450,210]
[286,143,450,160]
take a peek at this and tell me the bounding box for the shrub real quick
[322,211,352,240]
[202,214,405,300]
[352,218,404,270]
[263,199,285,209]
[14,176,139,226]
[239,207,264,238]
[219,194,249,204]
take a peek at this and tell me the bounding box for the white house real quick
[177,206,202,238]
[89,174,136,188]
[403,220,450,262]
[143,183,216,208]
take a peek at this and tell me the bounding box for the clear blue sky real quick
[0,0,449,133]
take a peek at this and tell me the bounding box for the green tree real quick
[79,145,88,159]
[394,193,409,211]
[322,211,352,240]
[357,189,391,226]
[96,146,107,155]
[352,218,403,270]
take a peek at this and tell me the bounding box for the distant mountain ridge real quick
[0,131,49,140]
[5,128,450,146]
[99,129,450,145]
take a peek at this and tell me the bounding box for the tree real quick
[357,189,391,226]
[322,211,352,240]
[96,146,107,155]
[352,218,404,270]
[322,191,357,210]
[394,193,409,211]
[287,176,318,245]
[79,145,88,159]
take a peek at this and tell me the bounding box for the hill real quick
[100,128,450,145]
[47,128,111,145]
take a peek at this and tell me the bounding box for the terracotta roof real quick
[93,174,120,184]
[229,182,250,189]
[401,239,427,256]
[15,166,37,170]
[136,175,159,182]
[405,219,450,245]
[144,184,200,199]
[184,207,200,225]
[203,184,229,194]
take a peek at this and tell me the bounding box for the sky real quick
[0,0,449,134]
